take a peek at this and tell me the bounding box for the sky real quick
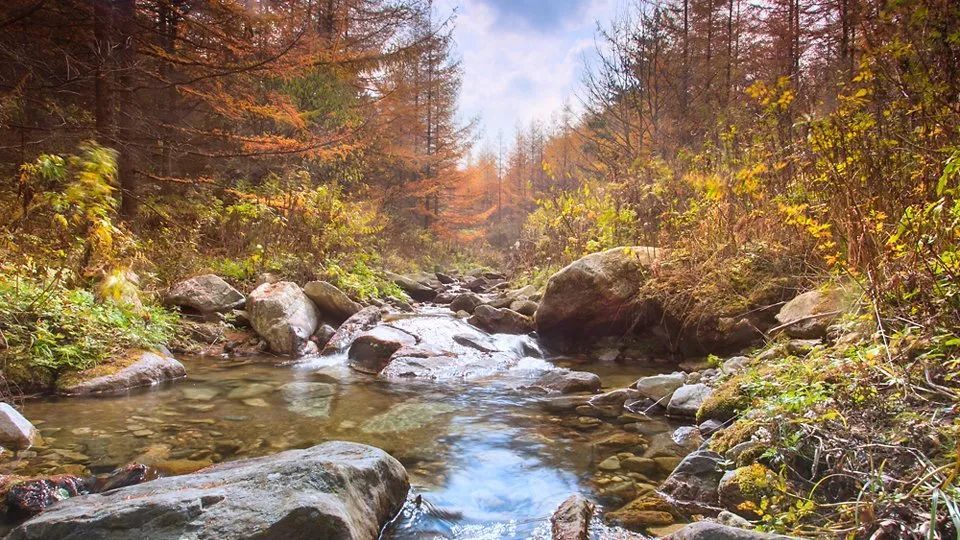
[433,0,624,157]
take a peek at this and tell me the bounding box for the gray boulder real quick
[535,246,662,349]
[385,271,437,302]
[510,299,538,317]
[449,292,484,314]
[248,281,319,356]
[667,384,713,418]
[348,326,416,374]
[303,281,362,323]
[775,287,850,339]
[164,274,244,313]
[322,306,381,354]
[468,305,533,334]
[530,370,601,394]
[58,349,186,396]
[658,449,724,515]
[0,403,37,449]
[634,372,686,403]
[6,441,409,540]
[666,521,796,539]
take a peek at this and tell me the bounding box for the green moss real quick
[54,349,145,392]
[697,377,752,423]
[710,418,759,454]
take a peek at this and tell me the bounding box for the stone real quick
[468,305,534,334]
[348,326,417,374]
[667,384,713,418]
[550,494,594,540]
[699,419,725,438]
[633,372,686,403]
[314,323,336,348]
[281,382,335,418]
[360,401,456,434]
[717,464,780,518]
[58,349,186,396]
[450,292,484,315]
[597,456,621,471]
[775,287,851,339]
[530,371,602,394]
[721,356,751,375]
[435,272,456,285]
[247,281,319,356]
[6,475,88,517]
[303,281,362,323]
[510,299,538,317]
[0,403,37,450]
[621,457,659,475]
[6,442,408,540]
[671,426,704,452]
[321,306,381,354]
[605,496,676,530]
[664,521,795,539]
[594,432,646,456]
[658,450,725,514]
[385,271,437,301]
[542,395,592,413]
[452,333,497,353]
[534,246,662,348]
[163,274,245,314]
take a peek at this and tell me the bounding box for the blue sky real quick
[433,0,623,156]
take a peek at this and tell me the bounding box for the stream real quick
[4,307,680,539]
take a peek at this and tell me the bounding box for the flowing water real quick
[4,309,677,539]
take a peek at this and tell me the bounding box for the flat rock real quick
[7,441,409,540]
[666,384,713,418]
[58,349,186,396]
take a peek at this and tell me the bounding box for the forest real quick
[0,0,958,539]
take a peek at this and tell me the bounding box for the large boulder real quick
[449,292,484,314]
[164,274,245,314]
[0,403,37,450]
[775,287,851,339]
[303,281,362,323]
[550,494,594,540]
[347,326,417,374]
[467,305,533,334]
[658,450,725,515]
[58,349,186,396]
[535,247,662,349]
[7,441,409,540]
[248,281,319,356]
[385,271,437,302]
[321,306,382,354]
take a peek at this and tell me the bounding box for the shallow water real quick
[7,310,673,539]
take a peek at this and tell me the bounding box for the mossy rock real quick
[718,464,783,518]
[696,378,751,423]
[604,495,678,530]
[0,355,56,394]
[709,419,759,455]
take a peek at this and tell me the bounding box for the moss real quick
[1,355,56,394]
[54,349,145,392]
[710,418,759,454]
[733,464,780,499]
[696,377,752,423]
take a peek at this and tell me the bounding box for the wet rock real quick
[386,271,438,302]
[321,306,381,354]
[303,281,362,323]
[7,442,409,540]
[657,450,725,515]
[775,287,850,339]
[452,333,497,353]
[467,305,534,334]
[348,326,417,374]
[621,457,659,475]
[360,401,456,434]
[605,495,676,530]
[551,494,594,540]
[535,246,663,349]
[281,382,335,418]
[163,274,245,314]
[91,463,154,493]
[666,384,713,418]
[247,281,319,356]
[530,371,602,394]
[58,349,186,396]
[542,395,593,413]
[598,456,621,471]
[7,475,88,517]
[0,403,37,450]
[664,521,795,539]
[433,291,457,304]
[593,432,647,456]
[633,372,686,404]
[699,419,725,438]
[671,426,704,452]
[314,323,336,348]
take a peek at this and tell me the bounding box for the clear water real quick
[5,311,672,539]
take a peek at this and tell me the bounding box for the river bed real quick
[5,310,678,539]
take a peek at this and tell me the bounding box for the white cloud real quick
[435,0,621,155]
